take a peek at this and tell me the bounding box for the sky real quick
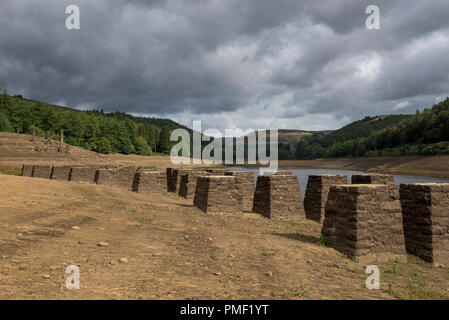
[1,0,449,133]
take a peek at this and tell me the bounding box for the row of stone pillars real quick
[20,164,449,266]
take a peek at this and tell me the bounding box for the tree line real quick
[0,89,179,155]
[284,98,449,160]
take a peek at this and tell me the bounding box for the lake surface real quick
[227,167,449,199]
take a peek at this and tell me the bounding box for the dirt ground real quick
[278,155,449,179]
[1,173,448,300]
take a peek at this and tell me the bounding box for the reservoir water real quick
[226,167,449,199]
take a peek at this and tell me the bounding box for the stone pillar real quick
[400,183,449,265]
[167,168,191,193]
[132,171,167,194]
[322,184,406,262]
[166,168,174,192]
[178,171,209,200]
[21,164,34,177]
[351,174,395,185]
[304,174,348,223]
[51,166,72,181]
[225,171,255,212]
[69,167,97,183]
[95,166,136,189]
[193,176,241,213]
[252,174,304,219]
[31,165,53,179]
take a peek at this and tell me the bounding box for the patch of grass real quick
[210,243,219,250]
[316,235,329,247]
[410,270,421,278]
[408,254,433,268]
[71,185,91,194]
[294,287,308,298]
[385,258,402,275]
[0,165,21,176]
[209,253,218,261]
[262,251,275,257]
[136,215,153,224]
[391,280,449,300]
[125,206,138,214]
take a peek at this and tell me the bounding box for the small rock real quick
[78,240,86,245]
[265,271,273,277]
[19,266,27,271]
[43,274,51,279]
[118,258,128,264]
[152,253,162,257]
[109,259,117,265]
[71,226,80,230]
[97,242,110,247]
[229,254,235,258]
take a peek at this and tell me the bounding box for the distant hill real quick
[293,98,449,160]
[277,129,333,150]
[315,115,412,148]
[2,90,448,160]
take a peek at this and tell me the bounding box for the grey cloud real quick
[1,0,449,132]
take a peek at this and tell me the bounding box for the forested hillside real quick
[292,98,449,160]
[0,90,189,155]
[2,89,448,160]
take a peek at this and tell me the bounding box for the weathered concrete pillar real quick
[31,165,53,179]
[351,174,395,185]
[400,183,449,265]
[132,170,167,194]
[252,174,304,219]
[225,171,255,212]
[178,171,209,200]
[193,176,241,213]
[322,184,406,262]
[304,174,348,223]
[167,168,191,193]
[69,167,97,183]
[21,164,34,177]
[95,166,136,189]
[166,168,174,192]
[51,166,72,181]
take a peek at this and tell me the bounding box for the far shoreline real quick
[229,155,449,180]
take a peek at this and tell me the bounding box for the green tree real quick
[0,111,13,132]
[97,136,112,154]
[159,126,170,153]
[134,136,152,155]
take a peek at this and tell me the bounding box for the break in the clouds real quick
[1,0,449,132]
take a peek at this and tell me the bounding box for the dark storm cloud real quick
[1,0,449,131]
